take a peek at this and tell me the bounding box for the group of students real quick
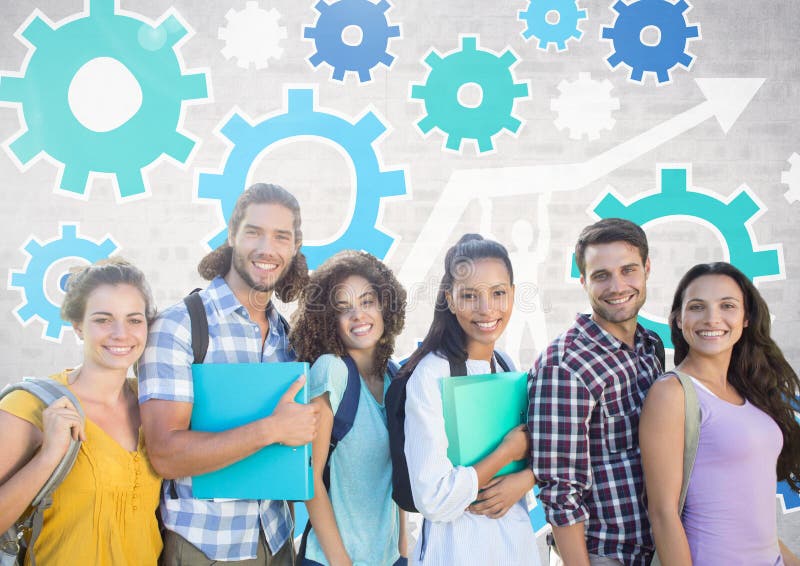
[0,182,798,566]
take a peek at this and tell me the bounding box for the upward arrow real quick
[398,78,765,287]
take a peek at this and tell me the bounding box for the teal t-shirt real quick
[306,354,400,566]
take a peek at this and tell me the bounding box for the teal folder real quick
[190,361,314,500]
[441,371,529,476]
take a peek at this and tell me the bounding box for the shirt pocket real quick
[600,388,638,453]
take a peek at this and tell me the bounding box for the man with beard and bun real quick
[139,183,320,565]
[528,218,662,566]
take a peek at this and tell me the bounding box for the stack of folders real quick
[190,361,314,500]
[441,370,529,476]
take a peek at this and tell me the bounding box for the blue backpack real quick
[297,355,399,560]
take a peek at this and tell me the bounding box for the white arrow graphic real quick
[397,78,765,288]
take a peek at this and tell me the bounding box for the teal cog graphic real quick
[197,88,407,269]
[8,224,118,341]
[411,36,529,153]
[0,0,209,199]
[570,166,783,348]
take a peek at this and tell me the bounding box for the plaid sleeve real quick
[529,363,595,527]
[138,306,195,403]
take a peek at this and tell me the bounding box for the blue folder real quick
[190,361,314,500]
[441,371,529,476]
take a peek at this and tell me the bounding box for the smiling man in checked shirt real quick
[138,183,320,565]
[529,218,663,566]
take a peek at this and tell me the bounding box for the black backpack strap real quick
[448,352,509,376]
[182,289,208,365]
[493,350,511,372]
[653,333,666,371]
[298,354,362,561]
[448,356,467,377]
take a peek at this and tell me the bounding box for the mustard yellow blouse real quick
[0,370,162,566]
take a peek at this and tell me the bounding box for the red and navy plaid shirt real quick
[528,313,662,566]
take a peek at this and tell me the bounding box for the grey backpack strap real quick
[0,378,84,566]
[650,371,701,566]
[673,370,701,514]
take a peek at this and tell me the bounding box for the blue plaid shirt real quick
[138,276,294,561]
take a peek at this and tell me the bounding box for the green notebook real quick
[441,371,529,476]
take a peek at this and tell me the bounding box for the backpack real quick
[0,378,84,566]
[385,351,511,513]
[183,289,291,364]
[297,355,399,560]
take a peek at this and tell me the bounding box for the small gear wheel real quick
[0,0,209,199]
[551,72,619,140]
[197,88,407,269]
[9,224,118,341]
[219,1,287,70]
[601,0,700,84]
[571,165,783,347]
[304,0,401,82]
[780,152,800,204]
[411,35,530,153]
[518,0,587,52]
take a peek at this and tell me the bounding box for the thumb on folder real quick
[270,375,320,447]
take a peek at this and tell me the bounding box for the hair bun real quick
[456,233,483,245]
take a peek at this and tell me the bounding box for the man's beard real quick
[232,248,288,293]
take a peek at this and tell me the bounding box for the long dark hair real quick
[397,234,514,379]
[197,183,309,302]
[669,262,800,490]
[290,250,406,377]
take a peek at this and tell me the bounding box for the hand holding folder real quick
[441,371,529,477]
[190,361,315,501]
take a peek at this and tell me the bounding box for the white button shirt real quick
[404,352,540,565]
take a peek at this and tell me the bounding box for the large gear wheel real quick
[601,0,700,84]
[0,0,209,199]
[518,0,587,52]
[304,0,401,83]
[219,1,287,70]
[550,72,619,140]
[780,152,800,204]
[411,36,529,153]
[571,166,783,347]
[197,88,407,269]
[8,224,118,341]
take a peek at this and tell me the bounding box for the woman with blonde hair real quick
[0,258,162,566]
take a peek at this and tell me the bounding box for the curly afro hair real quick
[290,250,406,377]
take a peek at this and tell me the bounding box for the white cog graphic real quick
[780,152,800,204]
[219,1,287,69]
[550,72,620,141]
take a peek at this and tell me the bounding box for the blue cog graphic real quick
[9,224,117,340]
[778,480,800,513]
[601,0,700,84]
[198,88,407,269]
[411,36,529,153]
[304,0,400,83]
[0,0,208,198]
[518,0,587,51]
[570,167,783,348]
[777,413,800,513]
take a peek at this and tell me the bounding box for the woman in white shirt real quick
[398,234,539,566]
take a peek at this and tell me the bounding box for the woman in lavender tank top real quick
[639,262,800,566]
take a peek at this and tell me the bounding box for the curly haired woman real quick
[290,250,408,566]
